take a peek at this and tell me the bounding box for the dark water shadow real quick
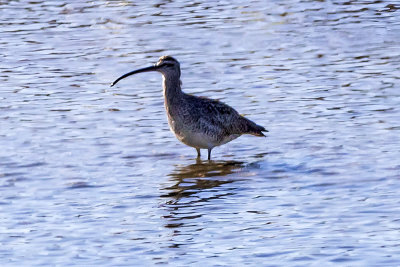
[160,159,247,232]
[160,158,245,200]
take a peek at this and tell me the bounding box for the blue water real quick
[1,1,400,266]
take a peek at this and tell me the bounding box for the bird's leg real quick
[196,148,201,158]
[207,148,212,160]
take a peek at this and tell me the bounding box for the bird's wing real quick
[198,96,267,136]
[184,95,251,135]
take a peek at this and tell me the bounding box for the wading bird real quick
[111,56,267,160]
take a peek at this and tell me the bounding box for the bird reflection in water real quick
[161,159,245,200]
[160,159,245,231]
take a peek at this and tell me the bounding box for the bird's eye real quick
[162,63,174,67]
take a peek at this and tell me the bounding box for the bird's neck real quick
[162,74,183,103]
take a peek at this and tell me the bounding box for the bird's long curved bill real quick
[110,65,158,87]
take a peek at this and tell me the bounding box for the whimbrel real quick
[111,56,267,160]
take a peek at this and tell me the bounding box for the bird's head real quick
[155,56,180,76]
[111,56,181,87]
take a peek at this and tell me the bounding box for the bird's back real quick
[166,93,266,146]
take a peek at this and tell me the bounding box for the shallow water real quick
[1,0,400,266]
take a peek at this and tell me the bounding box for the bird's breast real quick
[165,111,212,149]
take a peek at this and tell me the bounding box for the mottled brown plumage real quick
[111,56,267,160]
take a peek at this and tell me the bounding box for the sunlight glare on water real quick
[1,0,400,266]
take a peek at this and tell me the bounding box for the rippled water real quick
[1,0,400,266]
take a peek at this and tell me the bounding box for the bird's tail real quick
[244,118,268,137]
[250,125,267,137]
